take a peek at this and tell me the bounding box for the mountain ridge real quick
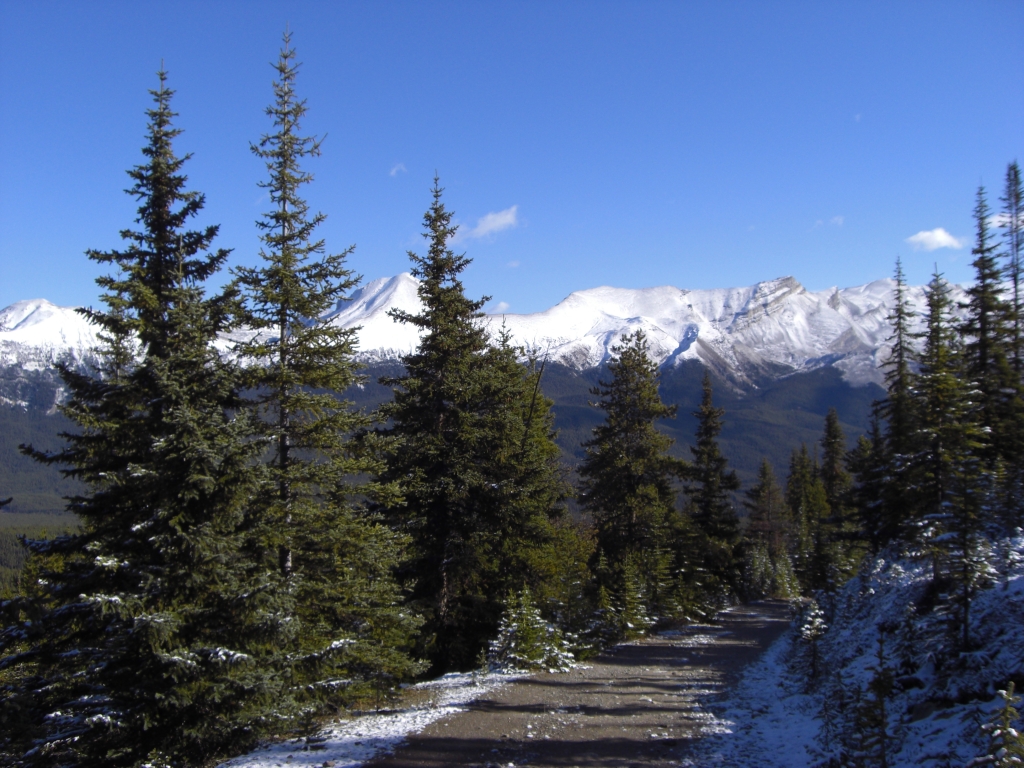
[0,274,965,408]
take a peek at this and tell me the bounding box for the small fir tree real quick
[969,682,1024,767]
[487,586,575,672]
[800,599,828,679]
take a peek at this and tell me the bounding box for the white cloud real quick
[390,163,407,177]
[490,301,510,314]
[830,215,844,226]
[906,228,966,251]
[465,205,518,239]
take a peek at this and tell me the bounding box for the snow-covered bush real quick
[487,587,575,673]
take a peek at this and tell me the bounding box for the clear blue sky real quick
[1,1,1021,313]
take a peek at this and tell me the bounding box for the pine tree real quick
[969,681,1024,767]
[1,72,288,766]
[235,33,421,707]
[912,268,990,649]
[579,330,687,614]
[848,410,891,554]
[787,444,829,592]
[877,257,920,548]
[961,187,1014,463]
[849,633,896,768]
[812,409,862,591]
[379,181,569,672]
[996,163,1024,546]
[487,586,575,672]
[800,599,828,679]
[1001,162,1024,379]
[683,370,741,595]
[742,459,796,598]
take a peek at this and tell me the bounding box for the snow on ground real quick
[685,534,1024,767]
[218,671,522,768]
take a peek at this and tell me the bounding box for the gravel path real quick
[365,600,794,768]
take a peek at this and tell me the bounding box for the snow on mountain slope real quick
[0,274,963,392]
[0,300,99,368]
[321,274,956,387]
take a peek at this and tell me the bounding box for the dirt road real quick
[365,600,794,768]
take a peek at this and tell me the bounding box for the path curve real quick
[366,600,794,768]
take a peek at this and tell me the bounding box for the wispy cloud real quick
[906,228,966,251]
[489,301,511,314]
[465,205,519,239]
[830,215,844,226]
[390,163,407,177]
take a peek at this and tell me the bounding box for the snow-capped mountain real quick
[328,273,956,387]
[0,274,962,407]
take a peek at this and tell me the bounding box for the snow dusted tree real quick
[969,681,1024,767]
[235,33,422,707]
[743,459,797,598]
[487,586,575,672]
[800,599,828,679]
[1,72,288,766]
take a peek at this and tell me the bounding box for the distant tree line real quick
[1,32,1021,767]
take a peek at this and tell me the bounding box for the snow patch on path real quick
[219,671,522,768]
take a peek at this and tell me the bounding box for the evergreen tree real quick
[787,444,829,592]
[877,259,920,546]
[912,268,990,649]
[1,72,287,766]
[235,33,421,707]
[811,409,862,591]
[683,370,741,594]
[487,586,575,673]
[379,181,569,672]
[848,410,891,554]
[742,459,796,598]
[969,682,1024,767]
[579,330,686,614]
[996,163,1024,544]
[849,633,896,768]
[961,187,1014,463]
[1002,162,1024,379]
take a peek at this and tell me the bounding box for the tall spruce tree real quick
[0,72,287,766]
[878,257,919,542]
[961,187,1014,463]
[912,268,990,647]
[996,162,1024,543]
[683,370,741,595]
[235,34,421,706]
[1002,162,1024,378]
[579,330,687,617]
[379,181,569,672]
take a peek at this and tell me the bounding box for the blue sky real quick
[1,1,1021,313]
